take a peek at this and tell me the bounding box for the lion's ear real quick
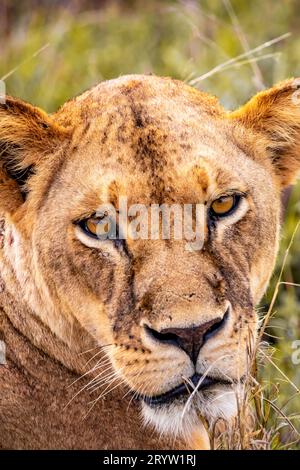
[231,79,300,188]
[0,96,69,209]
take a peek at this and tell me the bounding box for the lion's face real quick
[1,75,300,444]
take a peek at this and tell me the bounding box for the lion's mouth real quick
[141,373,232,407]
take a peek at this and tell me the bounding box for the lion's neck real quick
[0,222,97,374]
[0,283,178,450]
[0,283,95,375]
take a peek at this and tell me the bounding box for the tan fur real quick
[1,75,300,449]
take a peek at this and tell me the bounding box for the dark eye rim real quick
[209,194,242,219]
[75,215,125,250]
[78,218,101,240]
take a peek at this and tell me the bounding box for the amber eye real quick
[80,212,112,239]
[86,217,109,236]
[210,195,239,217]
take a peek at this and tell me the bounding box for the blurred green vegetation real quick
[0,0,299,445]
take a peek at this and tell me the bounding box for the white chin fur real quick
[141,385,238,443]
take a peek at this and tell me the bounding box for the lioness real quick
[0,75,300,450]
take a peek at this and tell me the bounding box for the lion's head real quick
[1,75,300,446]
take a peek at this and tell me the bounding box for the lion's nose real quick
[145,309,229,364]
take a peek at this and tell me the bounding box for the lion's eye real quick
[210,195,239,217]
[86,216,109,237]
[80,213,112,239]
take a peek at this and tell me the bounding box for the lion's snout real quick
[143,307,229,364]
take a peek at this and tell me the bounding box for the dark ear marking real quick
[2,162,34,199]
[0,96,70,202]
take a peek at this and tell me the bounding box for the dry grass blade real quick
[262,397,300,440]
[1,43,50,81]
[259,349,300,394]
[222,0,265,90]
[213,246,300,450]
[210,52,280,74]
[189,32,290,85]
[257,220,300,346]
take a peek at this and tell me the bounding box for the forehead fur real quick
[35,75,272,214]
[56,74,225,124]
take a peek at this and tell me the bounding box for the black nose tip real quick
[145,309,229,364]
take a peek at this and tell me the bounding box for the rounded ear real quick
[0,96,69,212]
[230,78,300,188]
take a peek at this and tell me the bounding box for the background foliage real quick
[1,0,299,447]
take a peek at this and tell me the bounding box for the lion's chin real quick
[140,385,238,449]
